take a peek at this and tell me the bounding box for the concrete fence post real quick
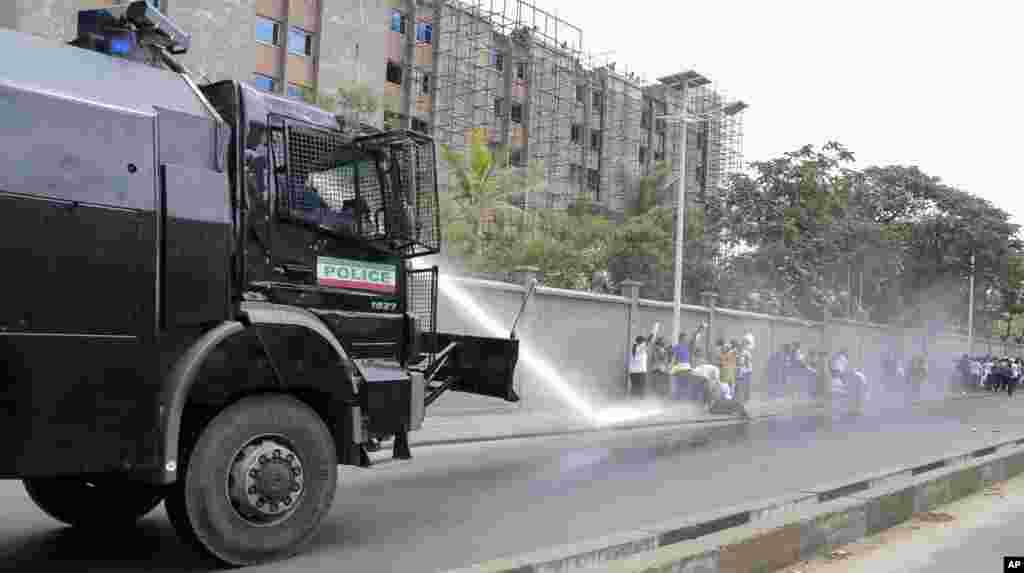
[621,279,643,398]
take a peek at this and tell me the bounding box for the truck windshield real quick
[303,160,383,236]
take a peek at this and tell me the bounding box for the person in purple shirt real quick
[670,332,691,401]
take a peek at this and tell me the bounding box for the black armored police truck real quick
[0,2,523,566]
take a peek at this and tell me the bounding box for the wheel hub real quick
[228,437,304,525]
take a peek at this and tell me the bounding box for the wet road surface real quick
[1,395,1022,573]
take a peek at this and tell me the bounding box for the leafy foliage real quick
[725,143,1022,328]
[438,134,1022,333]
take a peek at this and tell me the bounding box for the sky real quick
[536,0,1024,225]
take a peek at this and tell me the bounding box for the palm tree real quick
[438,132,525,261]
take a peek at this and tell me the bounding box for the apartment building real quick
[3,0,744,219]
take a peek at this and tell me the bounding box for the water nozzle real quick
[510,278,539,340]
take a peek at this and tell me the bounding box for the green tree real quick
[438,135,621,289]
[725,143,1022,324]
[498,194,615,289]
[607,162,675,295]
[724,142,861,318]
[438,132,526,269]
[303,82,398,129]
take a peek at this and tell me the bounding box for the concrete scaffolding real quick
[418,0,747,221]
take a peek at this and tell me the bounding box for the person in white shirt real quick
[628,322,659,399]
[830,349,850,393]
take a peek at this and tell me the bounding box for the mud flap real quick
[423,332,520,403]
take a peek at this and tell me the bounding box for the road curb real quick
[411,403,812,448]
[412,391,998,449]
[440,413,1022,573]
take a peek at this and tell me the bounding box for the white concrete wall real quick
[437,275,1014,411]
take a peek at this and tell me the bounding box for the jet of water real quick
[432,271,665,426]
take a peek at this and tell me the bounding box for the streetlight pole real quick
[656,70,710,346]
[655,71,746,345]
[968,252,976,355]
[672,93,688,345]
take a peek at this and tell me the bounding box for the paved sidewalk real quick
[408,388,999,448]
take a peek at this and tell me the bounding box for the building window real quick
[255,16,280,46]
[493,51,504,71]
[570,164,581,184]
[638,146,647,165]
[287,83,308,100]
[655,118,666,133]
[516,62,526,81]
[421,73,431,95]
[592,91,603,111]
[288,27,314,57]
[416,22,432,44]
[587,168,600,198]
[510,102,523,124]
[641,109,651,129]
[494,97,503,117]
[570,124,582,144]
[391,10,407,34]
[251,73,276,93]
[510,148,525,166]
[411,117,430,134]
[575,84,585,103]
[590,130,601,151]
[386,61,403,85]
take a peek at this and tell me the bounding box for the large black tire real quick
[23,476,164,528]
[165,394,338,566]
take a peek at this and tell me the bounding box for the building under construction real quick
[401,0,746,216]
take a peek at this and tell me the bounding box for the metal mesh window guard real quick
[407,267,438,360]
[268,113,386,240]
[267,116,440,259]
[354,129,441,258]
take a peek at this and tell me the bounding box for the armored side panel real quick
[428,333,521,402]
[0,28,226,478]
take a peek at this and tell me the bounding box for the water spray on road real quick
[431,270,665,426]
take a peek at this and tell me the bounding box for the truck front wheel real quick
[22,477,164,527]
[165,394,338,566]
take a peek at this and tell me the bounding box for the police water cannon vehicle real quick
[0,1,527,565]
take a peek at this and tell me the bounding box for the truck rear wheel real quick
[165,394,338,566]
[22,476,164,528]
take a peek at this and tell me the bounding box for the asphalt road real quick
[1,395,1022,573]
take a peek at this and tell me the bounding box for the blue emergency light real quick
[73,2,190,57]
[105,31,137,56]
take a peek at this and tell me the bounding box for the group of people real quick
[763,343,873,402]
[627,322,755,415]
[957,354,1022,396]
